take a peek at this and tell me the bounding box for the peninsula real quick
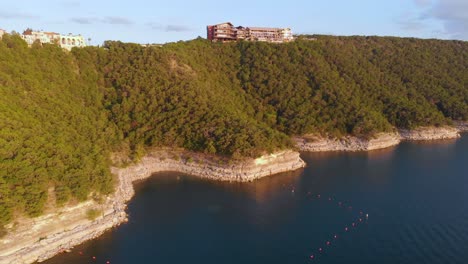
[0,33,467,263]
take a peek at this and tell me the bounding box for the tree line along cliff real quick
[0,34,467,226]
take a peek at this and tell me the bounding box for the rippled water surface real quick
[45,135,468,264]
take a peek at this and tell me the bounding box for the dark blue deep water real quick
[45,135,468,264]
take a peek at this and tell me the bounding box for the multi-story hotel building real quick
[21,29,87,50]
[207,22,294,43]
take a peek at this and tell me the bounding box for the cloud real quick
[70,16,133,25]
[102,16,133,25]
[148,23,192,32]
[0,11,38,20]
[165,25,192,32]
[405,0,468,40]
[414,0,432,7]
[426,0,468,39]
[70,17,99,24]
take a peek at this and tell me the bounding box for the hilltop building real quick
[21,29,86,50]
[207,22,293,43]
[0,28,5,38]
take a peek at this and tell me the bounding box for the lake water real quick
[44,135,468,264]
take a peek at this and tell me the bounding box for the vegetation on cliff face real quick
[0,35,114,225]
[0,34,467,225]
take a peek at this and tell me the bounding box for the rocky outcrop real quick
[0,150,305,264]
[455,121,468,133]
[294,132,401,152]
[296,126,462,152]
[399,126,460,140]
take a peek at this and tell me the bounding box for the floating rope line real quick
[293,189,369,262]
[273,184,368,262]
[63,185,368,263]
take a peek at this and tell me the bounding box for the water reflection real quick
[43,135,468,264]
[212,169,304,203]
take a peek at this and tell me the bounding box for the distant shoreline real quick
[295,125,465,152]
[1,124,467,264]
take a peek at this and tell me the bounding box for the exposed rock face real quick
[0,150,305,264]
[399,126,460,140]
[294,132,401,152]
[455,121,468,133]
[295,126,462,152]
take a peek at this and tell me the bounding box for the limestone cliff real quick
[0,150,305,264]
[294,132,401,152]
[399,126,460,140]
[455,121,468,133]
[295,126,462,152]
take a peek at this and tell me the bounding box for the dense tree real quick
[0,35,114,225]
[0,34,466,226]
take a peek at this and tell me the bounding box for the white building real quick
[21,29,86,50]
[281,28,294,42]
[59,33,87,50]
[0,29,6,38]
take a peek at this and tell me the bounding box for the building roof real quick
[215,22,233,26]
[247,27,283,31]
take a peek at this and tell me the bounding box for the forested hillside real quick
[0,35,114,226]
[1,34,467,226]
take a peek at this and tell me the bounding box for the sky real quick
[1,0,467,45]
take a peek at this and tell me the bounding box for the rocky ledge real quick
[455,121,468,132]
[399,126,460,140]
[295,125,463,152]
[0,150,304,264]
[294,132,401,152]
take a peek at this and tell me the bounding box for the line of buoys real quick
[305,191,370,261]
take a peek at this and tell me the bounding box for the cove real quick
[43,135,468,264]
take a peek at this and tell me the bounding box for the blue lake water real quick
[44,135,468,264]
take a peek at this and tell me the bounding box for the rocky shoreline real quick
[294,125,463,152]
[0,150,305,264]
[0,124,466,264]
[455,121,468,132]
